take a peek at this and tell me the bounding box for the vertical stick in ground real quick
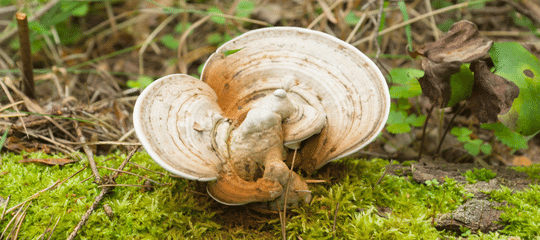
[16,13,35,99]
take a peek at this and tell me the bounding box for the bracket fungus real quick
[133,27,390,207]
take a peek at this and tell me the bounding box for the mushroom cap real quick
[201,27,391,172]
[133,74,226,181]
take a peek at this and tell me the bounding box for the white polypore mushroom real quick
[133,27,390,207]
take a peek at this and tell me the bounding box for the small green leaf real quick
[481,122,531,151]
[480,143,492,155]
[464,142,480,156]
[388,68,423,98]
[446,64,474,107]
[61,1,88,17]
[223,48,243,56]
[208,6,226,24]
[345,12,360,26]
[175,22,192,33]
[387,123,411,134]
[437,19,455,32]
[206,33,223,45]
[198,63,205,75]
[160,34,178,50]
[236,0,255,18]
[128,76,153,90]
[405,114,426,128]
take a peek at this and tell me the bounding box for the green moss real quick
[489,185,540,239]
[462,167,497,184]
[1,152,540,239]
[513,164,540,183]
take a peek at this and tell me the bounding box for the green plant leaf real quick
[206,33,223,45]
[208,6,226,24]
[236,0,255,18]
[386,110,411,134]
[481,122,531,151]
[388,68,423,98]
[480,143,492,155]
[60,1,88,17]
[175,22,192,33]
[446,64,474,107]
[128,76,153,90]
[160,34,178,50]
[345,12,360,26]
[490,42,540,136]
[223,48,243,56]
[405,114,426,127]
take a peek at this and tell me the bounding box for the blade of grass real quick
[397,1,413,51]
[3,109,94,124]
[0,124,10,152]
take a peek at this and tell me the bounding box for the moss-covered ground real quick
[1,151,540,239]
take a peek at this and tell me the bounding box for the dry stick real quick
[97,184,156,188]
[104,1,118,35]
[16,13,36,99]
[345,12,367,43]
[307,0,344,29]
[424,0,440,40]
[418,104,436,160]
[98,166,163,185]
[139,14,179,76]
[0,203,24,239]
[67,147,139,240]
[373,159,394,189]
[372,0,385,58]
[47,215,61,240]
[1,195,9,220]
[3,77,77,141]
[332,202,340,238]
[177,15,211,74]
[0,78,28,136]
[435,104,466,155]
[12,208,28,240]
[4,201,30,240]
[5,165,87,215]
[282,148,298,240]
[277,202,285,240]
[74,120,101,184]
[352,0,492,46]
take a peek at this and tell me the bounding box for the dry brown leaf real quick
[18,157,77,166]
[468,61,520,123]
[417,59,461,108]
[512,156,532,166]
[411,20,493,63]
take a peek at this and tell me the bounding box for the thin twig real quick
[307,0,344,29]
[352,0,493,46]
[345,12,367,43]
[424,0,440,40]
[177,15,211,74]
[372,0,385,58]
[1,202,24,239]
[5,165,87,215]
[373,160,394,189]
[277,202,285,240]
[332,202,340,238]
[0,195,9,220]
[128,161,183,178]
[98,166,163,185]
[67,147,139,240]
[47,215,61,240]
[97,184,156,188]
[74,120,101,184]
[139,14,178,76]
[282,148,298,240]
[418,104,436,160]
[435,104,466,155]
[16,13,35,99]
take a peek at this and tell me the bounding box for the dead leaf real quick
[18,157,77,166]
[411,20,493,63]
[512,156,532,166]
[410,20,493,108]
[468,61,520,123]
[417,59,461,108]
